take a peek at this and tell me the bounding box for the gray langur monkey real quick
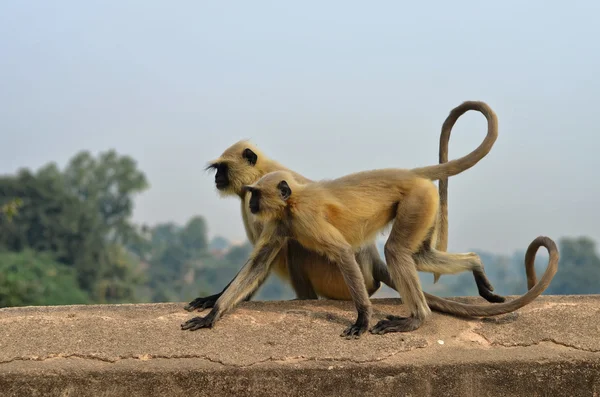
[184,101,506,312]
[181,101,557,337]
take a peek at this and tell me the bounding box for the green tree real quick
[224,242,252,264]
[94,244,146,303]
[545,237,600,294]
[147,222,181,258]
[141,219,205,302]
[0,167,100,274]
[0,150,147,303]
[180,216,208,254]
[63,149,149,246]
[0,198,23,222]
[0,250,90,307]
[210,236,229,251]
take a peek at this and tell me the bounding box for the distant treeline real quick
[1,150,598,308]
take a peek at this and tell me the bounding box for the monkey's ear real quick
[277,181,292,200]
[242,148,258,165]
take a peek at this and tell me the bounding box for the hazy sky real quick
[1,1,599,254]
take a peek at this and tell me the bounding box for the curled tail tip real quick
[527,235,559,254]
[459,99,490,107]
[428,234,559,318]
[448,100,496,119]
[534,235,557,245]
[458,100,483,107]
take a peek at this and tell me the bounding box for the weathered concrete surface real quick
[0,295,599,397]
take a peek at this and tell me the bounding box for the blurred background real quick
[1,1,599,307]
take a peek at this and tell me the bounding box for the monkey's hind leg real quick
[371,182,436,335]
[360,244,405,302]
[413,249,506,303]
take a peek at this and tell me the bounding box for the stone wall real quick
[1,295,599,396]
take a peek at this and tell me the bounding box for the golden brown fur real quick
[180,101,558,337]
[183,100,506,315]
[184,141,387,308]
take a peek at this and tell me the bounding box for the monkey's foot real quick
[340,316,369,339]
[369,315,422,334]
[473,271,506,303]
[184,296,218,312]
[180,315,215,331]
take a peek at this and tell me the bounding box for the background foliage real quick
[0,150,598,308]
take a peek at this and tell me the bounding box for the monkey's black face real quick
[214,163,229,190]
[249,189,261,214]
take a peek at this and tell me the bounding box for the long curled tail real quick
[431,101,454,283]
[432,101,488,282]
[435,103,454,253]
[425,236,558,317]
[412,101,498,181]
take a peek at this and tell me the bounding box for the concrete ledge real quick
[1,295,599,396]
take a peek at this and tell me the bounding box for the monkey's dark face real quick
[207,145,262,197]
[248,189,261,214]
[243,178,292,220]
[213,163,229,190]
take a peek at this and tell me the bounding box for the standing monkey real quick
[182,101,558,336]
[185,144,397,308]
[185,101,506,312]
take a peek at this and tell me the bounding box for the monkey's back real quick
[321,168,421,201]
[298,169,429,247]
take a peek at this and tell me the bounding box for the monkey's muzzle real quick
[213,163,229,190]
[245,187,261,214]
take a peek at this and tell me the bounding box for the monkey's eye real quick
[242,148,258,166]
[277,180,292,200]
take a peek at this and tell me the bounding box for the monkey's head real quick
[206,140,266,197]
[242,171,297,222]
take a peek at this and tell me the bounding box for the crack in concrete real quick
[0,354,237,366]
[1,339,597,369]
[484,339,600,353]
[261,342,431,367]
[471,319,600,353]
[0,354,119,364]
[0,344,430,368]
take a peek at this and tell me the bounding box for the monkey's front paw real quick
[340,316,369,339]
[340,323,368,339]
[184,296,217,312]
[181,316,214,331]
[369,315,422,334]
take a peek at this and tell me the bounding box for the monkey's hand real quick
[180,312,217,331]
[184,294,220,312]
